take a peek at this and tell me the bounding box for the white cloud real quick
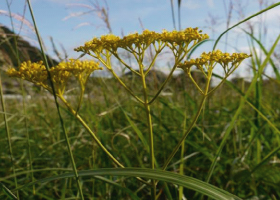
[249,6,280,23]
[182,0,200,10]
[207,0,214,8]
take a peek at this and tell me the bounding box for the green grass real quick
[1,70,280,199]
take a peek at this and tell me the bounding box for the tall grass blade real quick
[213,2,280,50]
[242,28,280,80]
[93,175,141,200]
[170,0,176,30]
[177,0,182,30]
[0,72,19,199]
[26,1,85,199]
[3,0,21,198]
[0,182,17,200]
[178,111,187,200]
[20,81,35,195]
[15,168,242,200]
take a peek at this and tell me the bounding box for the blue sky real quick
[0,0,279,77]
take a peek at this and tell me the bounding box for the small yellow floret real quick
[7,61,48,87]
[7,59,102,96]
[178,50,251,73]
[75,27,209,54]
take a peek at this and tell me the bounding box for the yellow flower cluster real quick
[160,28,208,45]
[75,28,209,54]
[178,50,251,74]
[7,59,102,96]
[7,61,49,87]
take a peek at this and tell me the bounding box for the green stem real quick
[161,73,212,171]
[207,65,240,95]
[60,96,124,168]
[20,81,35,195]
[59,96,150,185]
[178,111,188,200]
[4,0,21,198]
[113,53,141,76]
[147,45,191,105]
[110,69,144,104]
[26,1,84,199]
[75,83,85,115]
[145,44,165,76]
[148,63,177,105]
[0,72,19,199]
[139,64,156,199]
[188,72,204,95]
[93,54,144,104]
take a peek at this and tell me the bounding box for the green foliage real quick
[1,68,280,199]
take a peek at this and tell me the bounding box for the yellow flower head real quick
[178,50,251,74]
[75,27,209,54]
[7,61,48,87]
[160,27,209,45]
[7,59,102,96]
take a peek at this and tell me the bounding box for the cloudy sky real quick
[0,0,279,77]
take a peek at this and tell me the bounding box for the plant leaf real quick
[14,168,241,200]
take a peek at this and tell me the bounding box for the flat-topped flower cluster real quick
[75,28,209,54]
[7,59,102,96]
[178,50,251,75]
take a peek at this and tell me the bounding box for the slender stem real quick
[94,54,144,104]
[60,95,125,168]
[59,120,84,200]
[206,62,229,96]
[110,69,144,104]
[148,45,192,105]
[0,72,19,199]
[188,72,204,95]
[20,80,35,195]
[207,65,239,96]
[113,53,141,76]
[5,0,20,198]
[75,82,85,115]
[59,96,150,185]
[148,63,177,105]
[170,0,176,30]
[178,111,188,200]
[139,64,156,199]
[161,96,207,171]
[145,45,165,76]
[161,72,212,171]
[207,76,228,96]
[26,1,84,199]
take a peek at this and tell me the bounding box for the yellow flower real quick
[7,61,48,87]
[178,50,251,74]
[7,59,102,96]
[160,28,209,45]
[75,27,209,55]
